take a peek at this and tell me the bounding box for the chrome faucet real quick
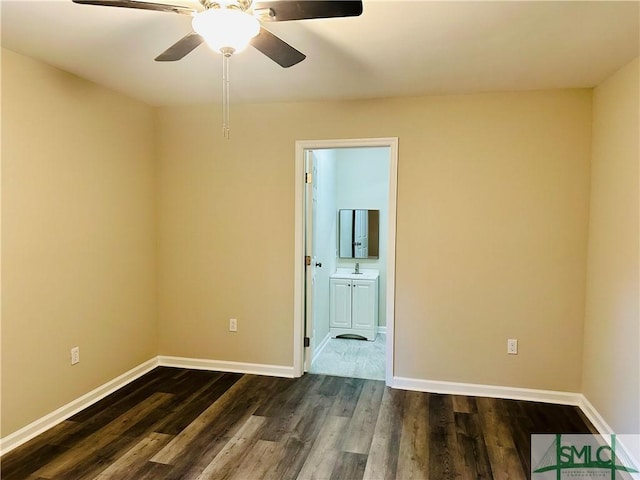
[355,262,360,274]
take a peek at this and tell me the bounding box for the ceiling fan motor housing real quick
[199,0,253,12]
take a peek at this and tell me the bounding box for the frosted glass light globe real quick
[192,8,260,54]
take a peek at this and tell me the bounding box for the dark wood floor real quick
[1,367,595,480]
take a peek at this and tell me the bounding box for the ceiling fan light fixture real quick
[192,8,260,54]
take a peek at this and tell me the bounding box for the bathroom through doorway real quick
[293,138,398,385]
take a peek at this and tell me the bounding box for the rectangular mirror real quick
[338,209,380,259]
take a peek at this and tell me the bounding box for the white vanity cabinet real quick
[329,270,379,341]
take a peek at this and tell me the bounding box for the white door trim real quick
[293,137,399,386]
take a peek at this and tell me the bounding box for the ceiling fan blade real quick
[254,0,362,21]
[71,0,196,15]
[155,32,204,61]
[250,27,306,68]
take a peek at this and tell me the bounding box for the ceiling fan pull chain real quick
[222,48,232,139]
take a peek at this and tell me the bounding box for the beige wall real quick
[157,89,592,392]
[1,49,158,437]
[583,57,639,434]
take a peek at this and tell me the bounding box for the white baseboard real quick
[577,394,613,434]
[158,356,295,378]
[577,395,640,471]
[311,332,331,366]
[0,357,159,456]
[392,376,582,406]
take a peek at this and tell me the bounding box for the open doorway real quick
[293,138,398,385]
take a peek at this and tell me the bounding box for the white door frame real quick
[293,137,399,386]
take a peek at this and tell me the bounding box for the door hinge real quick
[305,172,312,184]
[304,337,310,347]
[305,255,311,266]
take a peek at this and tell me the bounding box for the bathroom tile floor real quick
[309,333,386,381]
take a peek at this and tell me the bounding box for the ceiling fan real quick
[71,0,363,66]
[72,0,363,137]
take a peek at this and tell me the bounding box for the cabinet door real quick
[351,279,378,329]
[330,279,352,328]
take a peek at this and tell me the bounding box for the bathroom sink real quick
[331,268,379,280]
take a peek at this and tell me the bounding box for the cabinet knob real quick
[315,262,322,268]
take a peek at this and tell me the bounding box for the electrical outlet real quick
[71,346,80,365]
[507,339,518,355]
[229,318,238,332]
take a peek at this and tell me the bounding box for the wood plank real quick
[50,433,144,480]
[154,372,242,435]
[253,375,315,418]
[261,378,347,479]
[251,396,343,480]
[33,392,173,479]
[341,380,385,454]
[55,374,176,450]
[396,390,430,480]
[0,420,86,480]
[297,415,349,479]
[0,443,68,480]
[258,374,325,442]
[261,437,315,480]
[330,451,368,480]
[329,377,365,418]
[227,439,281,480]
[476,396,526,480]
[503,399,536,474]
[151,375,278,465]
[67,368,175,424]
[92,432,173,479]
[287,377,339,445]
[362,387,404,480]
[263,435,310,480]
[195,415,267,480]
[318,375,344,397]
[159,436,228,479]
[157,369,224,396]
[2,420,82,456]
[290,402,332,445]
[428,393,468,480]
[131,461,174,479]
[454,412,493,479]
[451,395,477,414]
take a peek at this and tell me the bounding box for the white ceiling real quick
[2,0,639,106]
